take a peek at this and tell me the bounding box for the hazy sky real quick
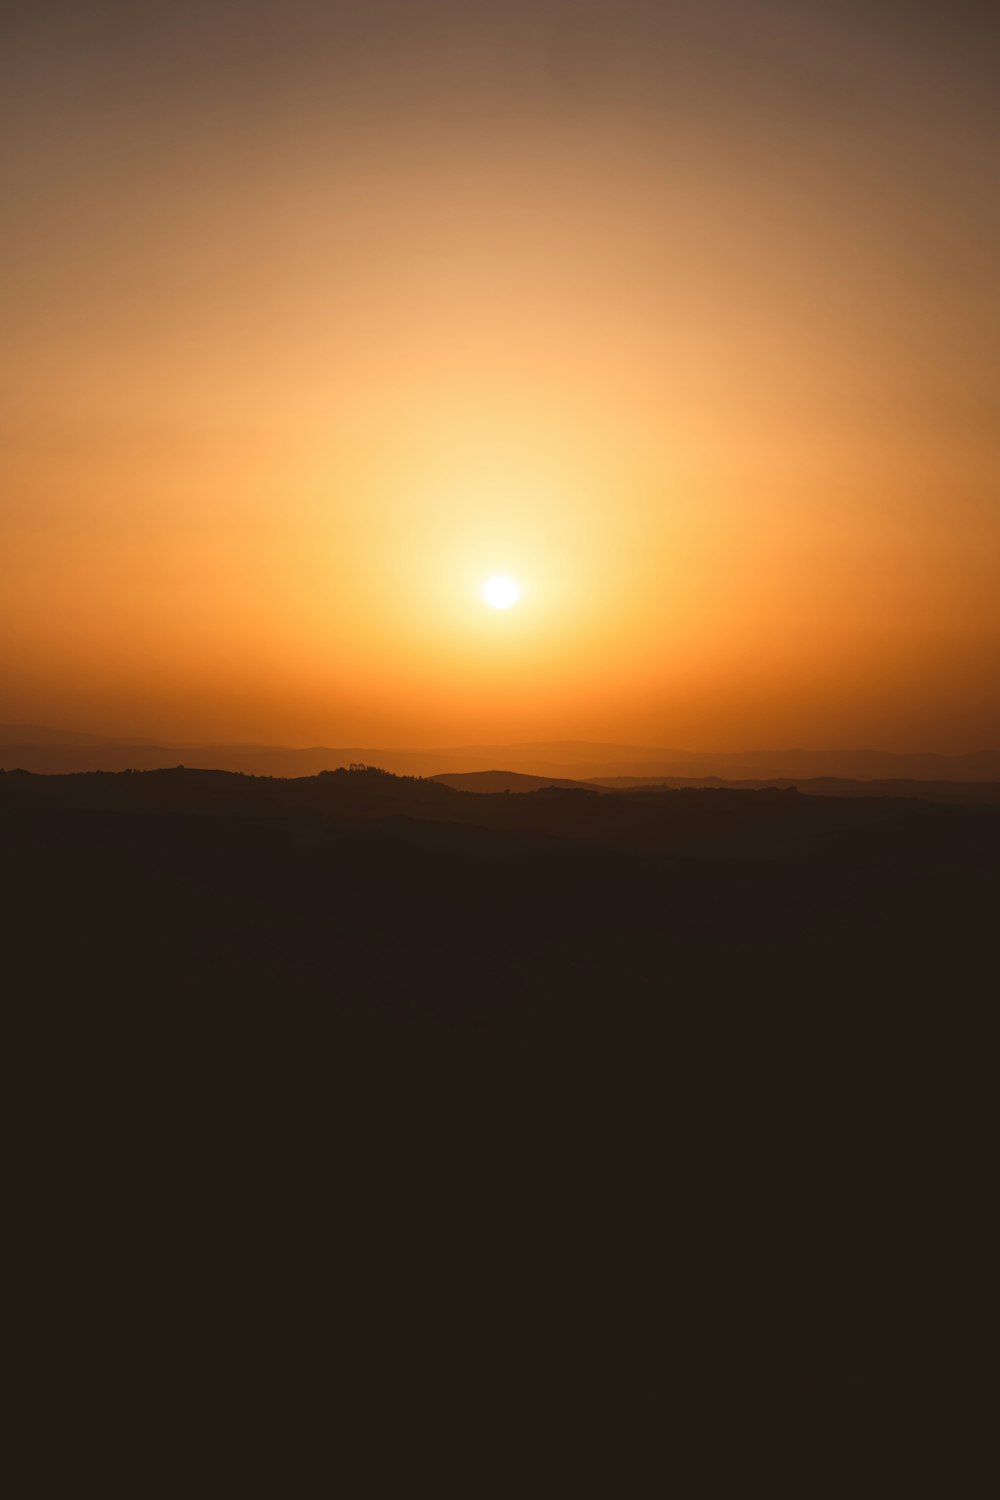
[2,0,998,749]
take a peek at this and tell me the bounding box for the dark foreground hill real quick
[593,774,1000,804]
[5,763,995,1333]
[432,769,603,793]
[4,764,997,1023]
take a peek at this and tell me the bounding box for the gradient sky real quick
[2,0,998,749]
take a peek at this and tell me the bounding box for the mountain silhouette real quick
[432,770,604,794]
[4,765,997,1020]
[3,728,1000,782]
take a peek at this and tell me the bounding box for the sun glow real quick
[483,576,520,609]
[3,3,998,754]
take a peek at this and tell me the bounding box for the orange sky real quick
[2,1,998,751]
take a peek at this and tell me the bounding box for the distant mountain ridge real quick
[1,727,999,782]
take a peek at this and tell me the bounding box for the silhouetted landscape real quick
[5,763,997,1040]
[6,1,1000,1459]
[5,725,1000,782]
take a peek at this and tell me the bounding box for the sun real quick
[482,575,520,609]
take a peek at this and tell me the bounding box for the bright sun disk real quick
[483,575,520,609]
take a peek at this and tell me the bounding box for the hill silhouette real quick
[4,765,997,1024]
[6,758,995,1309]
[4,727,1000,782]
[593,775,1000,805]
[432,770,603,794]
